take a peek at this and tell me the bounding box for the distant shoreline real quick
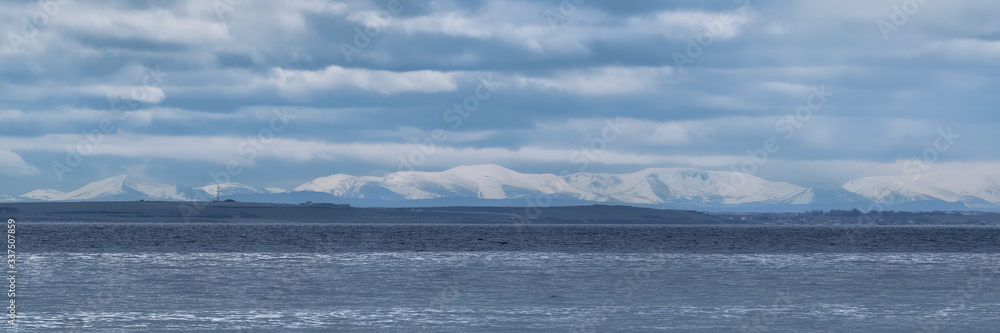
[3,201,999,225]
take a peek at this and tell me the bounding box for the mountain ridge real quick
[8,165,1000,211]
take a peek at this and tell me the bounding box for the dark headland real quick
[2,201,725,224]
[3,201,1000,225]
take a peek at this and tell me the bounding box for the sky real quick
[1,0,999,195]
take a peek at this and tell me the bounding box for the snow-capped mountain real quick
[562,168,805,205]
[20,189,64,201]
[842,172,1000,209]
[919,172,1000,205]
[10,166,1000,211]
[294,174,387,198]
[295,165,815,209]
[295,165,599,201]
[782,185,875,210]
[19,175,196,202]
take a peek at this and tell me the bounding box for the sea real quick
[10,224,1000,332]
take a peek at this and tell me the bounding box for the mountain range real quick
[5,164,1000,212]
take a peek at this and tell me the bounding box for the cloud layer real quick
[1,0,998,194]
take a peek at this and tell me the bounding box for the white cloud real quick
[262,66,461,95]
[0,150,38,177]
[0,108,160,127]
[57,8,232,46]
[644,9,753,40]
[394,12,495,39]
[534,117,712,148]
[922,39,1000,63]
[0,133,736,169]
[385,127,498,144]
[2,0,1000,191]
[82,85,166,104]
[382,3,753,55]
[760,81,812,96]
[0,110,26,121]
[514,66,674,95]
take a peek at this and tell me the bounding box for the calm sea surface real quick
[12,224,1000,332]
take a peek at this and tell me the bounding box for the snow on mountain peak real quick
[842,172,1000,207]
[41,174,189,201]
[293,166,808,205]
[562,168,805,205]
[21,189,66,201]
[17,166,1000,210]
[295,165,593,200]
[294,174,380,197]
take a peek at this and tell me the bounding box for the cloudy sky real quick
[1,0,999,194]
